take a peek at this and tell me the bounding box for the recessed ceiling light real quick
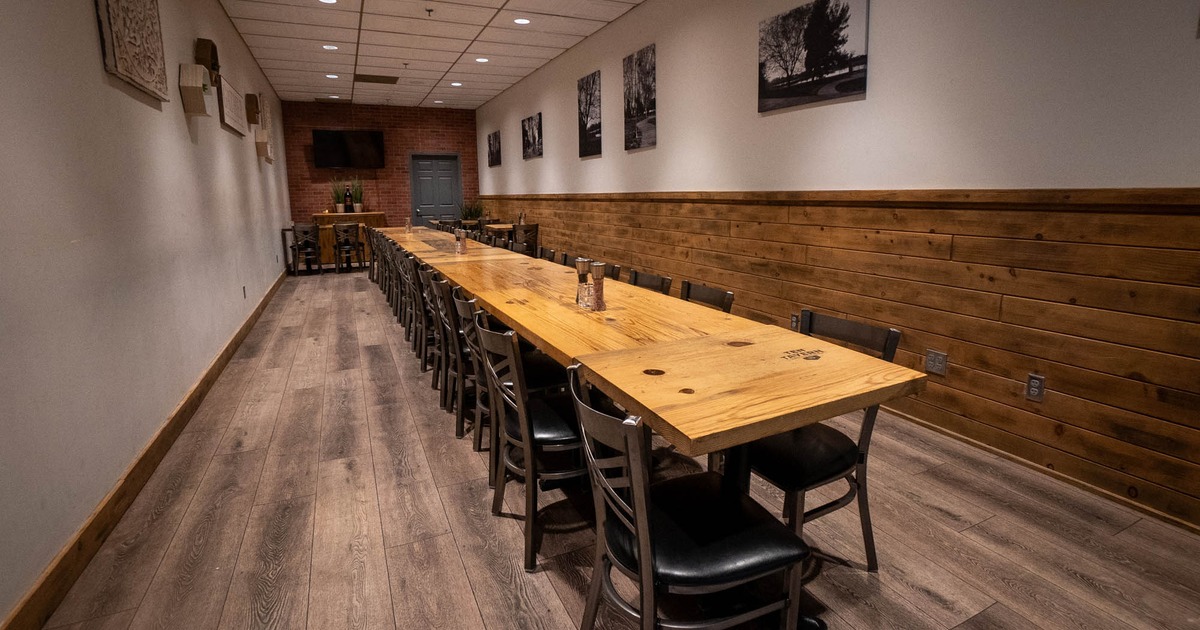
[325,74,339,79]
[319,0,337,4]
[434,100,444,104]
[329,95,340,99]
[475,58,489,63]
[451,82,462,87]
[513,18,531,25]
[322,44,339,50]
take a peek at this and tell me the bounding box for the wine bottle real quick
[344,185,352,213]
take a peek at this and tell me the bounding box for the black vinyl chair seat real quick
[522,350,569,391]
[605,471,810,589]
[504,393,580,445]
[747,424,858,490]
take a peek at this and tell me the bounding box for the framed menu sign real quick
[218,75,248,136]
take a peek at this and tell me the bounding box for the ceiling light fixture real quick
[475,58,489,63]
[319,0,337,4]
[451,82,462,87]
[328,95,340,98]
[513,18,530,25]
[322,44,339,50]
[326,74,339,79]
[434,100,444,104]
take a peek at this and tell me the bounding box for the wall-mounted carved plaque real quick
[218,75,249,136]
[94,0,169,101]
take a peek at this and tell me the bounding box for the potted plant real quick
[459,199,484,220]
[329,179,342,213]
[351,177,364,213]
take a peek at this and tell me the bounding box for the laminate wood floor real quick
[45,272,1200,630]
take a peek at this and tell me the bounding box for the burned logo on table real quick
[781,348,823,361]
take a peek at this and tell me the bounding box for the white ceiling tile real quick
[225,0,363,11]
[358,31,471,53]
[504,0,638,22]
[448,62,532,78]
[232,18,358,42]
[494,10,605,36]
[360,14,483,39]
[364,0,497,24]
[467,41,564,60]
[476,26,583,49]
[222,0,361,28]
[355,64,448,79]
[259,58,356,72]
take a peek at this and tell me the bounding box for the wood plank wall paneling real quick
[481,189,1200,531]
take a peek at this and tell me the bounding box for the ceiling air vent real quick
[354,74,399,85]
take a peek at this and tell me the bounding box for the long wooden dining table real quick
[379,227,927,489]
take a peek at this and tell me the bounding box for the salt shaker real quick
[454,229,467,254]
[404,216,412,233]
[574,257,593,308]
[590,261,606,311]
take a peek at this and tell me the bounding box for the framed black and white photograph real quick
[623,44,656,150]
[758,0,869,113]
[487,130,502,167]
[521,113,542,159]
[578,70,601,157]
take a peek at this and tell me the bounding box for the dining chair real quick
[679,280,735,313]
[332,223,366,273]
[747,309,901,572]
[627,269,672,295]
[604,263,621,281]
[538,247,556,262]
[476,312,587,572]
[568,367,826,630]
[290,223,322,275]
[512,223,539,254]
[432,279,471,435]
[560,252,575,266]
[451,287,492,455]
[416,266,447,399]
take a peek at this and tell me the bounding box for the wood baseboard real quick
[882,403,1200,537]
[1,271,287,630]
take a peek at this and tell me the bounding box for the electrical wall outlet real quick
[790,313,800,331]
[925,350,948,375]
[1026,373,1046,402]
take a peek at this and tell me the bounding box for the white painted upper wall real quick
[0,0,289,617]
[478,0,1200,193]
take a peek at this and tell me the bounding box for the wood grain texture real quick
[319,370,370,462]
[952,603,1038,630]
[127,450,267,630]
[219,368,289,455]
[439,479,577,630]
[481,190,1200,528]
[217,496,314,630]
[45,430,224,627]
[577,326,925,456]
[49,609,135,630]
[384,534,485,629]
[309,456,395,630]
[5,273,284,630]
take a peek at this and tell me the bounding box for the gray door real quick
[411,155,461,227]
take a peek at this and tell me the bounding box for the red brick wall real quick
[282,102,479,226]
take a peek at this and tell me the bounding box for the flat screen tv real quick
[312,129,386,168]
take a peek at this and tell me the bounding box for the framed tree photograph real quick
[487,130,502,167]
[758,0,869,113]
[94,0,169,101]
[521,113,542,159]
[622,44,656,150]
[578,70,601,157]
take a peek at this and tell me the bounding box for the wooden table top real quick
[483,223,515,232]
[432,255,762,366]
[575,326,926,456]
[379,226,926,458]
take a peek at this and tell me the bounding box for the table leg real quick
[721,445,751,494]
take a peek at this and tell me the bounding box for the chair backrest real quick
[474,311,532,444]
[559,252,574,267]
[512,223,539,251]
[679,280,734,313]
[604,263,621,281]
[627,269,672,295]
[333,222,360,246]
[293,223,320,248]
[451,286,485,378]
[567,366,655,588]
[792,309,901,455]
[432,278,465,363]
[538,247,556,262]
[511,241,531,255]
